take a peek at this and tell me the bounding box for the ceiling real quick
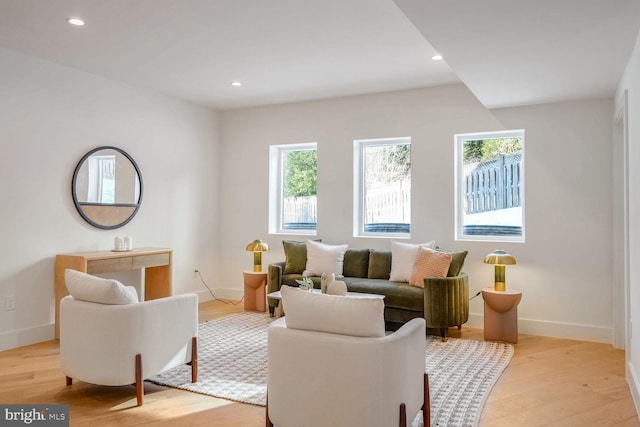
[0,0,638,110]
[395,0,640,109]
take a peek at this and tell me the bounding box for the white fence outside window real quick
[283,179,411,229]
[365,179,410,225]
[464,153,522,214]
[283,196,317,228]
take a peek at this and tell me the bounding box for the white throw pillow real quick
[281,285,385,337]
[65,269,139,305]
[302,240,349,277]
[389,240,436,282]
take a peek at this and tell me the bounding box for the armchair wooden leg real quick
[65,376,72,386]
[191,336,198,383]
[399,402,407,427]
[265,392,273,427]
[135,353,143,406]
[423,373,431,427]
[440,327,448,342]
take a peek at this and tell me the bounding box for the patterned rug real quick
[149,312,513,427]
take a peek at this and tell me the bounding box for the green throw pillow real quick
[447,250,468,276]
[343,249,370,278]
[368,250,392,279]
[283,239,321,275]
[435,247,468,277]
[283,240,307,274]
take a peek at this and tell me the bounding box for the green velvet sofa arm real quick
[423,273,469,339]
[267,262,286,310]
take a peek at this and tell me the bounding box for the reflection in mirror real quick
[72,146,143,230]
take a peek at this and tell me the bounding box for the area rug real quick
[149,312,513,427]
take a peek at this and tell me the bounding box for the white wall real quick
[616,28,640,415]
[219,84,614,343]
[0,47,220,351]
[0,44,619,353]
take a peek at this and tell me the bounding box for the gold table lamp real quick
[246,239,270,272]
[484,249,516,292]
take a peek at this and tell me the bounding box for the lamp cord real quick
[196,270,244,305]
[469,290,482,301]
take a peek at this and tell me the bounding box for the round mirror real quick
[72,146,143,230]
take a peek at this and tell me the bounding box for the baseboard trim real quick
[467,313,613,344]
[0,323,54,352]
[628,361,640,419]
[0,303,617,352]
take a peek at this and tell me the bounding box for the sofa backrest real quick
[326,248,394,280]
[367,250,392,280]
[343,248,370,278]
[280,243,465,280]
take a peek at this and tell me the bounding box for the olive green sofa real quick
[267,244,469,339]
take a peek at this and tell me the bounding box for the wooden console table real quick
[54,247,173,339]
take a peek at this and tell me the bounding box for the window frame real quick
[269,142,318,236]
[353,137,411,238]
[454,129,525,243]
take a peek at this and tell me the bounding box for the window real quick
[87,155,116,203]
[455,130,524,242]
[354,137,411,237]
[269,143,317,235]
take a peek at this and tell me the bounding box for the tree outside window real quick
[269,143,317,234]
[282,148,317,230]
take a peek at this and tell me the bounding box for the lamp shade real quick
[246,239,269,272]
[483,250,516,265]
[484,250,516,292]
[246,240,269,252]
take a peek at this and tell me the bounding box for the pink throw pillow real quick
[409,247,452,288]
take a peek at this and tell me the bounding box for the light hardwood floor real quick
[1,300,637,426]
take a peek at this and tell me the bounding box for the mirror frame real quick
[72,146,144,230]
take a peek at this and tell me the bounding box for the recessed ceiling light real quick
[432,55,443,61]
[231,81,242,87]
[67,18,85,26]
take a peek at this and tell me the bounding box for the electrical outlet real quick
[193,269,199,278]
[5,295,15,311]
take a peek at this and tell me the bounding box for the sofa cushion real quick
[409,247,452,287]
[280,285,385,337]
[65,269,138,305]
[283,240,308,274]
[346,278,424,312]
[343,248,370,278]
[303,240,349,277]
[447,250,468,277]
[282,274,425,312]
[435,246,468,277]
[368,250,391,279]
[389,240,435,282]
[282,239,324,274]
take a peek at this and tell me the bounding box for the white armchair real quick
[266,286,429,427]
[59,270,198,406]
